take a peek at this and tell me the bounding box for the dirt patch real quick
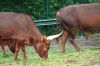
[50,35,100,51]
[77,35,100,46]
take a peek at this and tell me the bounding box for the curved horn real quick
[47,31,63,40]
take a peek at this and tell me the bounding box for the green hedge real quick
[1,0,99,20]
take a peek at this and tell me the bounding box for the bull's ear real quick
[41,36,50,44]
[41,36,46,42]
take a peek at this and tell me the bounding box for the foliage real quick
[89,0,100,3]
[0,0,99,19]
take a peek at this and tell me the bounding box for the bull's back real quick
[0,12,38,39]
[60,3,100,31]
[0,12,27,39]
[75,3,100,30]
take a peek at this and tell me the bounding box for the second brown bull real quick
[56,3,100,53]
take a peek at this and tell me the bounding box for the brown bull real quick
[0,12,62,61]
[56,3,100,53]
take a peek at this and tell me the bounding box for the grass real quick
[0,43,100,66]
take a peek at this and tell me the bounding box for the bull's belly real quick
[81,25,100,31]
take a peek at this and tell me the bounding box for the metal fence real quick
[34,19,60,35]
[35,18,57,26]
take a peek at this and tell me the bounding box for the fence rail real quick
[34,18,84,36]
[34,18,58,26]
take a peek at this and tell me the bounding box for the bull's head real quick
[33,31,63,60]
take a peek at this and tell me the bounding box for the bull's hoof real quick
[61,51,65,53]
[61,50,65,53]
[3,54,7,58]
[76,48,81,52]
[14,58,21,61]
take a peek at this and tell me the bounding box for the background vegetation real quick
[0,0,100,20]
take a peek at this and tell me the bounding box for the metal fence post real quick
[44,0,50,35]
[45,0,49,19]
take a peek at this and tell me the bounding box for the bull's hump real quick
[0,12,19,19]
[56,11,60,16]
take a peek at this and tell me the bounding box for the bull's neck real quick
[31,26,43,40]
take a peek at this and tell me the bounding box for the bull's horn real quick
[47,31,63,40]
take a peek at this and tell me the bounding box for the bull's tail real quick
[55,11,60,43]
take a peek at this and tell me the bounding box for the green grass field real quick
[0,41,100,66]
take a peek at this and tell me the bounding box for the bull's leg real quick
[14,43,20,61]
[69,39,80,51]
[83,32,89,40]
[21,45,27,61]
[0,44,6,57]
[8,42,16,53]
[61,31,68,53]
[21,45,27,65]
[68,32,80,52]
